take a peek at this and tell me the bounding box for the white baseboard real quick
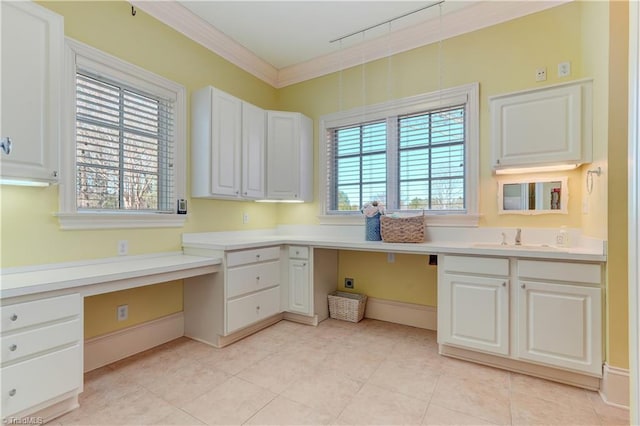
[364,297,436,330]
[84,312,184,372]
[600,363,630,409]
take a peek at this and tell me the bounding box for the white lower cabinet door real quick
[517,280,602,375]
[440,273,509,355]
[288,259,310,315]
[1,344,81,418]
[226,286,281,334]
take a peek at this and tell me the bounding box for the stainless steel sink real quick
[472,243,569,251]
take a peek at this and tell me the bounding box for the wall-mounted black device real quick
[177,199,187,214]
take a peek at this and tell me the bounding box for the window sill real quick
[318,213,480,227]
[55,212,187,230]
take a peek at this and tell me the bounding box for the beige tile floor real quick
[54,318,629,425]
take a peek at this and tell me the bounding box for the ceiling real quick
[133,0,571,88]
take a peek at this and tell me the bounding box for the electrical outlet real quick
[117,240,128,256]
[558,61,571,77]
[535,67,547,82]
[344,277,354,289]
[242,212,249,224]
[117,304,128,321]
[387,253,395,263]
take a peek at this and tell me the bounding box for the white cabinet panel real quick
[266,111,312,202]
[439,273,509,355]
[1,293,80,332]
[0,2,62,183]
[242,102,266,199]
[227,246,280,267]
[227,261,280,299]
[517,280,602,375]
[288,259,311,315]
[226,286,281,333]
[1,344,81,418]
[490,80,592,171]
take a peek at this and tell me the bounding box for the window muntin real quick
[75,72,174,212]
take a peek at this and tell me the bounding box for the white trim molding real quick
[84,312,184,372]
[133,1,570,89]
[600,363,631,409]
[364,297,437,330]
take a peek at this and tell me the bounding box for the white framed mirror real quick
[498,177,568,214]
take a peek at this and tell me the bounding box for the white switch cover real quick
[118,240,128,256]
[558,62,571,77]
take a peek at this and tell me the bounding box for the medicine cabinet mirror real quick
[498,177,568,214]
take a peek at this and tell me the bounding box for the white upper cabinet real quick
[266,111,313,202]
[490,79,592,172]
[191,86,265,199]
[242,102,266,199]
[0,2,63,184]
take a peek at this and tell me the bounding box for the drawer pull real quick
[296,250,300,255]
[256,276,260,281]
[9,314,17,322]
[9,344,17,352]
[502,282,506,287]
[521,284,526,289]
[8,389,16,397]
[256,254,261,259]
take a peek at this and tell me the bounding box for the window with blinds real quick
[75,72,174,212]
[327,105,465,213]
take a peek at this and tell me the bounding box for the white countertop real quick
[182,226,607,262]
[1,252,221,299]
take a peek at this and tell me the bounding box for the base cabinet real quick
[1,293,82,421]
[287,246,311,316]
[438,255,603,377]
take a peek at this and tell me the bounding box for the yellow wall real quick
[1,1,629,372]
[606,0,629,369]
[337,252,437,306]
[84,280,183,339]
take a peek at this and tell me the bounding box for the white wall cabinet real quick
[1,293,82,420]
[287,246,311,316]
[191,86,266,199]
[0,2,63,184]
[438,254,603,377]
[489,79,592,172]
[266,111,313,202]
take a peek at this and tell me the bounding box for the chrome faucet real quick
[515,228,522,246]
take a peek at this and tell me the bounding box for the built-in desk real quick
[0,252,220,423]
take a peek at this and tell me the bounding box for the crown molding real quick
[130,0,279,86]
[133,0,571,89]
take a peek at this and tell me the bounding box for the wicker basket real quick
[328,291,367,323]
[380,213,425,243]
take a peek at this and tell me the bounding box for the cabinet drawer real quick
[442,255,509,276]
[226,286,281,333]
[227,261,280,299]
[518,260,602,284]
[1,344,81,418]
[1,294,81,333]
[227,246,280,267]
[1,318,81,365]
[288,246,309,260]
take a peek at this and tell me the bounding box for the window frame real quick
[318,82,479,227]
[58,38,187,230]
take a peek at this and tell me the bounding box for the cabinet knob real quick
[9,344,17,352]
[303,262,307,266]
[52,170,58,178]
[295,250,299,255]
[521,284,526,289]
[9,314,17,322]
[256,254,261,259]
[502,282,506,287]
[8,389,16,397]
[1,137,12,155]
[256,276,260,281]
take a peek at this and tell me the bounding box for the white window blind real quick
[75,71,174,212]
[397,106,465,210]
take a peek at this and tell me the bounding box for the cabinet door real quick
[288,259,311,315]
[241,102,266,199]
[210,90,242,196]
[267,111,300,200]
[490,82,590,169]
[439,273,509,355]
[0,2,62,183]
[516,280,602,375]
